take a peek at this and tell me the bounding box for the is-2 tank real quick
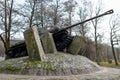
[7,9,114,58]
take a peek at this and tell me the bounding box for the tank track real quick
[7,41,28,58]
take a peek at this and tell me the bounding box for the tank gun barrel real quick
[61,9,114,31]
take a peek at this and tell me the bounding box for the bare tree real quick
[29,0,37,28]
[21,0,37,28]
[37,0,48,28]
[89,0,104,63]
[78,0,90,37]
[51,0,59,26]
[0,0,29,59]
[0,0,14,59]
[47,0,61,27]
[23,0,52,28]
[109,14,120,65]
[63,0,77,35]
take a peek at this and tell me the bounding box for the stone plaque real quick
[24,26,46,61]
[40,32,57,54]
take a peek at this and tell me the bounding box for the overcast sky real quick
[75,0,120,13]
[103,0,120,13]
[100,0,120,43]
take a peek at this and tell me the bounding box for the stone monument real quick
[40,32,57,54]
[24,26,46,61]
[0,9,118,80]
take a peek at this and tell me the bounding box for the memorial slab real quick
[24,26,46,61]
[40,32,57,54]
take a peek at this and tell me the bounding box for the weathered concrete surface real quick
[0,67,120,80]
[0,41,5,56]
[40,32,57,54]
[24,26,46,61]
[68,36,87,55]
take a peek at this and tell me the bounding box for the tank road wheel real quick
[7,42,28,58]
[7,50,14,58]
[53,30,73,51]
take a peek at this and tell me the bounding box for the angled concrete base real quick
[68,36,87,55]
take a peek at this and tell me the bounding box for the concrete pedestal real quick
[40,32,57,54]
[24,26,46,61]
[68,36,87,55]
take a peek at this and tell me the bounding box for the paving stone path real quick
[0,67,120,80]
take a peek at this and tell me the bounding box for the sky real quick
[100,0,120,44]
[103,0,120,14]
[74,0,120,14]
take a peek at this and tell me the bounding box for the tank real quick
[7,41,27,58]
[7,9,113,58]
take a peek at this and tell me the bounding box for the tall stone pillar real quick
[24,26,46,61]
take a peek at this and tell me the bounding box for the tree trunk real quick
[29,0,36,28]
[69,11,72,35]
[95,27,99,63]
[40,0,44,28]
[110,33,118,65]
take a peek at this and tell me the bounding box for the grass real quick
[99,62,120,68]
